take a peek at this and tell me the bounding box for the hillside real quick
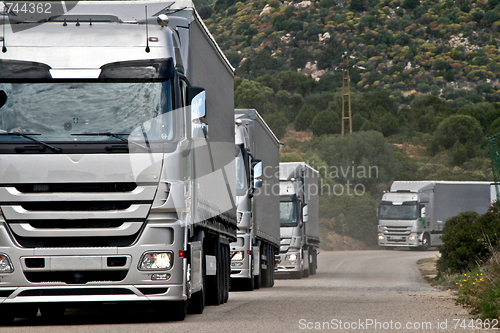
[200,0,500,103]
[193,0,499,246]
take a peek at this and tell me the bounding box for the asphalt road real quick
[1,250,472,333]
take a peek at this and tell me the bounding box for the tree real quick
[295,105,317,131]
[433,115,483,149]
[310,110,340,136]
[234,79,273,113]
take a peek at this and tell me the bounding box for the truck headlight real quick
[409,236,417,240]
[139,251,173,270]
[378,235,384,240]
[0,254,13,273]
[285,253,298,262]
[231,251,244,261]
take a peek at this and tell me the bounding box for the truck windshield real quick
[0,81,173,142]
[379,204,418,220]
[280,201,298,227]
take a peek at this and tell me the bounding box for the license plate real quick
[390,236,404,240]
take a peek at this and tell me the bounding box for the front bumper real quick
[275,251,301,274]
[378,233,420,247]
[0,219,187,304]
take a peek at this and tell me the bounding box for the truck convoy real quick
[231,109,280,290]
[276,163,319,278]
[378,181,492,250]
[0,1,236,322]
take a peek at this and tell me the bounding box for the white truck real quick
[0,1,236,323]
[276,163,319,278]
[378,181,492,250]
[231,109,280,290]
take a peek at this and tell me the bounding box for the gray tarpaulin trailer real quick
[231,109,280,290]
[276,162,319,278]
[378,181,491,249]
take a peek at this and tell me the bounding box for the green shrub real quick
[437,208,500,275]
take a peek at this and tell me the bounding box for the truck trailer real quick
[231,109,280,290]
[378,181,492,250]
[276,162,319,278]
[0,1,236,323]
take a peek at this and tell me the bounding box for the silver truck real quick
[378,181,492,250]
[276,162,320,278]
[231,109,280,290]
[0,1,236,323]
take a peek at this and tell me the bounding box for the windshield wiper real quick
[71,132,148,150]
[0,132,62,153]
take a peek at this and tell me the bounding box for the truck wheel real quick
[157,301,187,321]
[222,244,229,303]
[0,305,14,326]
[40,303,66,322]
[268,247,275,287]
[206,240,223,305]
[420,234,431,251]
[260,245,269,288]
[188,250,205,314]
[254,264,261,289]
[310,249,317,275]
[170,301,188,321]
[302,251,310,278]
[244,255,255,291]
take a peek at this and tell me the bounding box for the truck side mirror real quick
[420,205,426,218]
[187,87,207,139]
[252,160,262,188]
[302,204,308,223]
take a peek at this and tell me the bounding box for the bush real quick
[433,115,483,149]
[437,208,500,275]
[310,110,340,136]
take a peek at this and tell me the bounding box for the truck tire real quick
[206,239,223,305]
[268,246,275,287]
[169,301,188,321]
[244,255,255,291]
[188,251,205,314]
[302,250,310,278]
[310,249,317,275]
[222,244,229,303]
[40,303,66,322]
[157,300,187,321]
[260,245,269,288]
[420,233,431,251]
[0,305,14,326]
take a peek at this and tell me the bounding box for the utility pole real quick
[340,52,352,137]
